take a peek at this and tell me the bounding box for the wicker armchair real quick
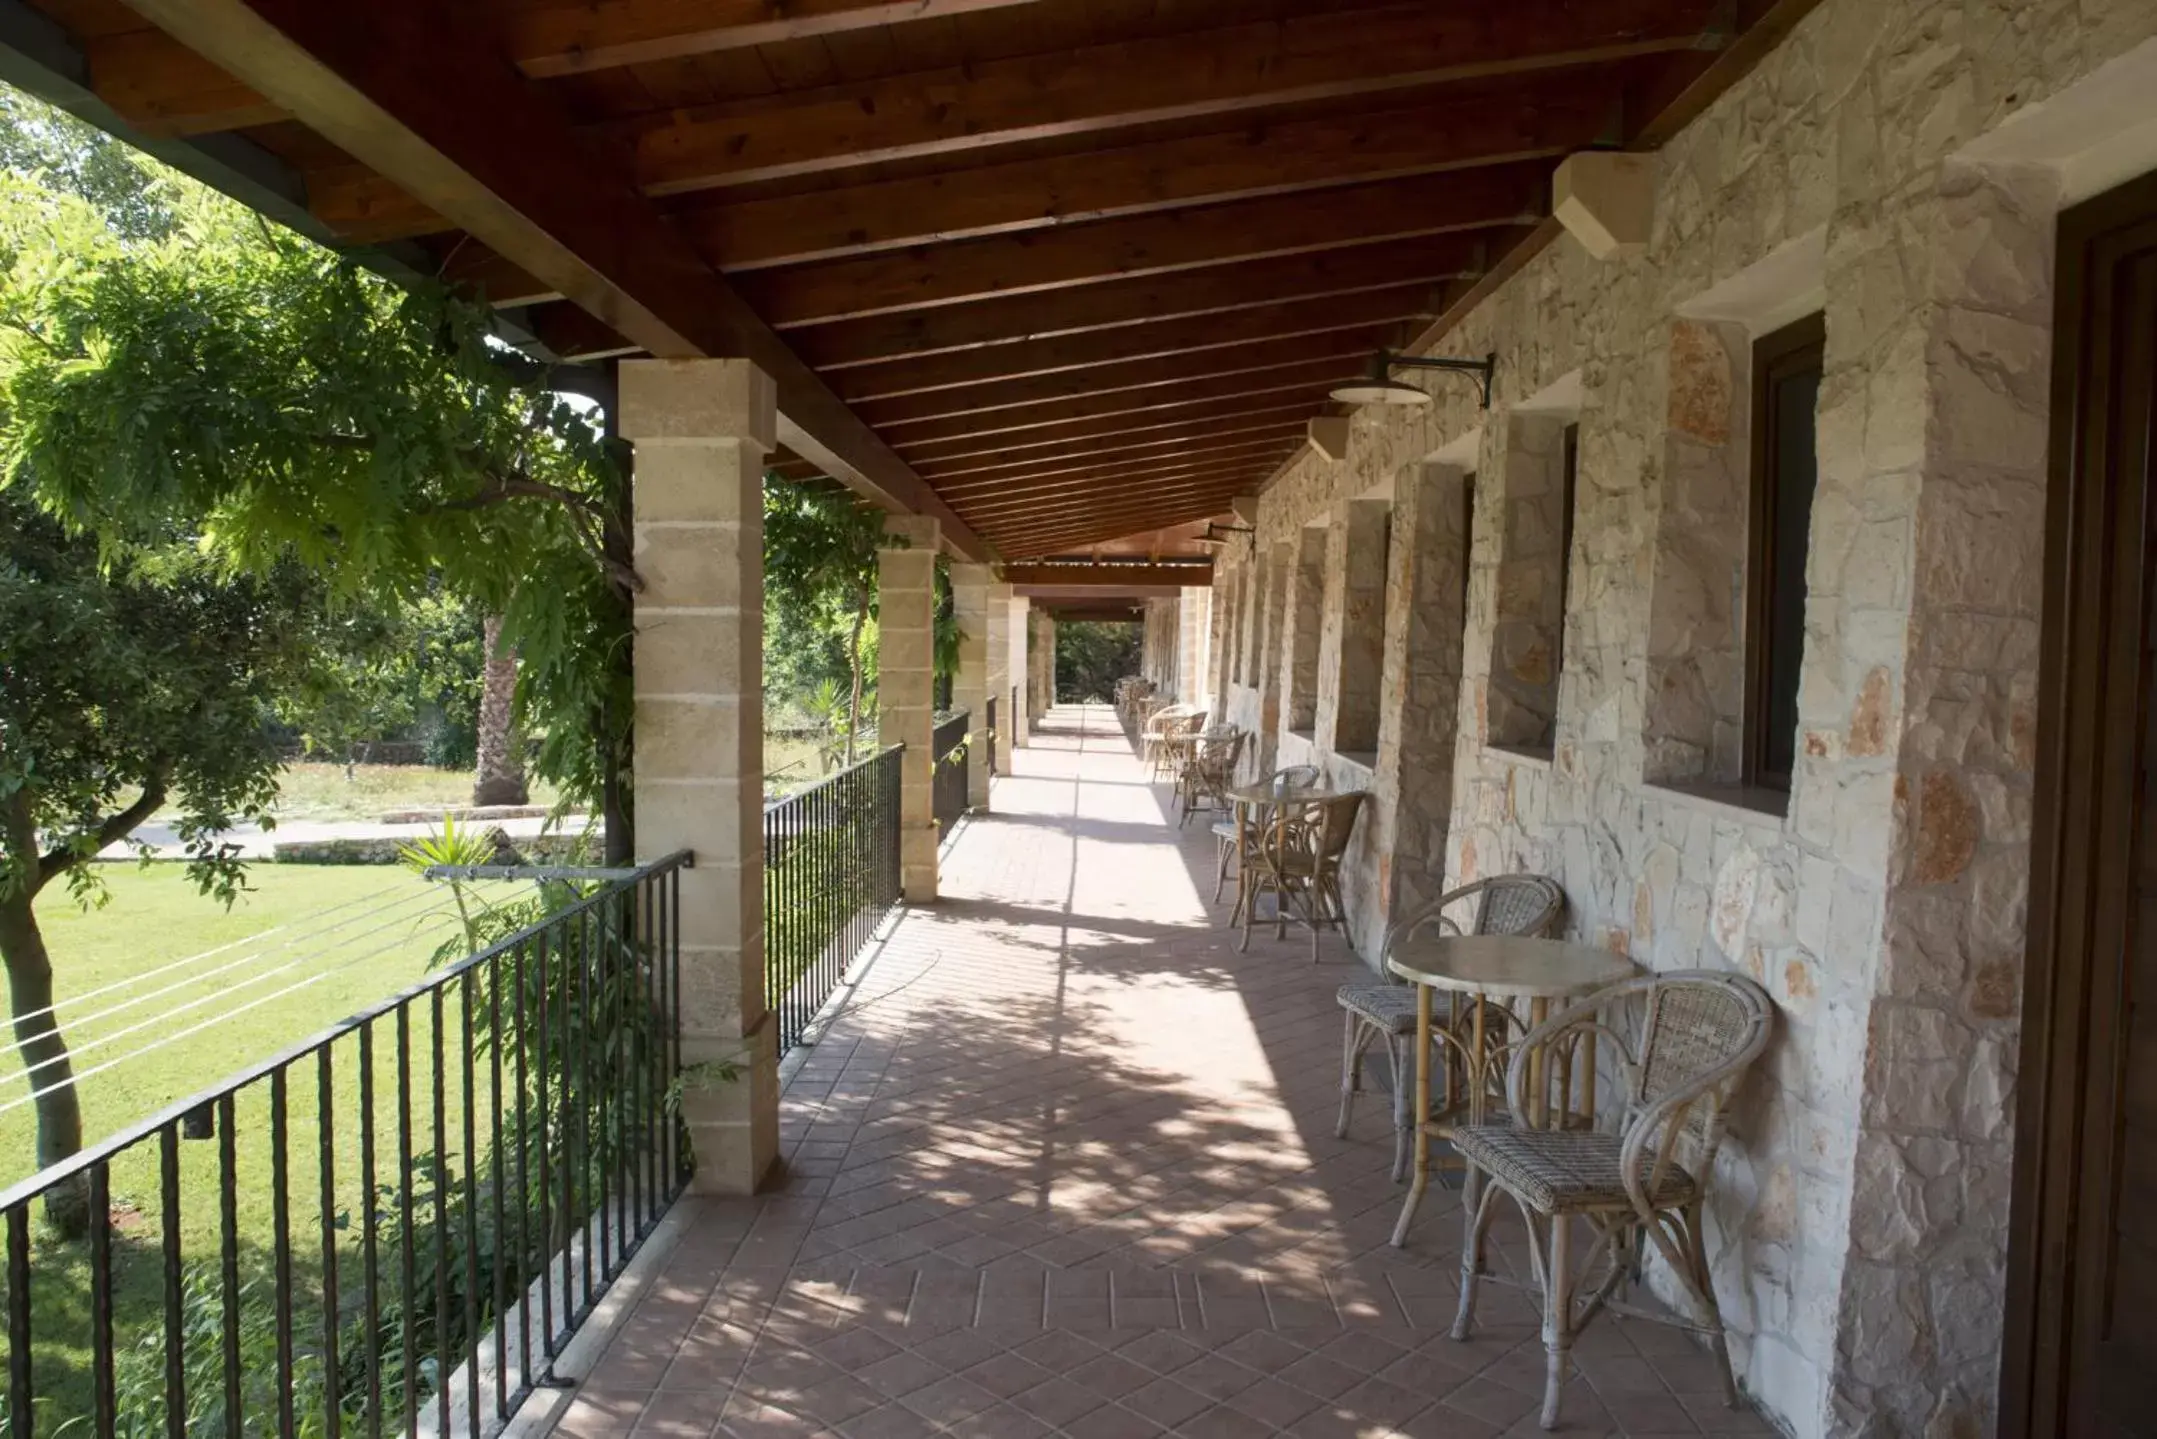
[1239,790,1366,962]
[1212,765,1320,910]
[1136,702,1192,769]
[1145,708,1207,779]
[1176,728,1247,825]
[1450,970,1774,1430]
[1335,875,1564,1182]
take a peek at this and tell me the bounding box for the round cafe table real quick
[1384,933,1637,1247]
[1221,778,1351,927]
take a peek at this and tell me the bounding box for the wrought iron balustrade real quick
[931,711,970,842]
[761,746,904,1059]
[0,855,690,1439]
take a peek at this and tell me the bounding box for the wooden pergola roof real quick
[6,0,1811,561]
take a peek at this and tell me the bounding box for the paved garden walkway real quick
[550,706,1771,1438]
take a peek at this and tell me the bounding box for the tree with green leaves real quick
[0,92,632,1220]
[0,491,362,1235]
[762,479,887,766]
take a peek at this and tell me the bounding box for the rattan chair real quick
[1145,708,1207,779]
[1239,790,1366,962]
[1137,702,1193,771]
[1335,875,1565,1181]
[1212,765,1320,908]
[1177,727,1247,825]
[1450,970,1774,1430]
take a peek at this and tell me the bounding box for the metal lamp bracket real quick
[1380,350,1497,409]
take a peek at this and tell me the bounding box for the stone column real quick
[1037,614,1057,711]
[988,581,1013,774]
[1368,464,1471,942]
[1010,596,1032,747]
[620,357,778,1195]
[1317,499,1390,756]
[951,561,992,807]
[879,516,940,901]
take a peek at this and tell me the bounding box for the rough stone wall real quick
[1488,414,1571,753]
[1200,4,2157,1435]
[1282,526,1327,733]
[1321,499,1391,757]
[1646,320,1753,785]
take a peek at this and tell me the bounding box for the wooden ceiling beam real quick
[677,86,1619,270]
[987,491,1266,553]
[854,335,1381,428]
[83,1,1058,133]
[624,0,1716,193]
[435,240,563,308]
[305,74,1618,251]
[896,394,1338,464]
[790,233,1497,369]
[959,472,1272,523]
[920,419,1310,485]
[829,287,1435,400]
[507,0,1057,79]
[1001,563,1211,589]
[734,164,1547,326]
[116,0,993,561]
[949,452,1289,512]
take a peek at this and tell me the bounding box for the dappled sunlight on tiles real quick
[561,705,1758,1438]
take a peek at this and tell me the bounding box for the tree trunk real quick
[845,594,869,767]
[0,889,90,1238]
[473,614,529,807]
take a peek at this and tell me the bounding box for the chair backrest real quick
[1273,791,1365,868]
[1195,729,1246,764]
[1143,702,1192,735]
[1266,764,1322,790]
[1379,874,1564,970]
[1516,970,1773,1206]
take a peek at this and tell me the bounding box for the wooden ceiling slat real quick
[892,388,1345,460]
[829,287,1432,400]
[622,0,1713,193]
[918,418,1310,483]
[300,74,1616,250]
[985,489,1266,550]
[957,467,1273,517]
[1001,563,1210,588]
[793,233,1491,369]
[122,0,992,559]
[675,85,1618,270]
[853,334,1379,428]
[947,447,1294,507]
[737,166,1545,327]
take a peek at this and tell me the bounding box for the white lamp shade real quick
[1328,378,1432,407]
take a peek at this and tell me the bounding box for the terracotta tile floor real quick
[552,707,1773,1439]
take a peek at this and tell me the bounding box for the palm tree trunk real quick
[845,594,869,767]
[473,614,529,807]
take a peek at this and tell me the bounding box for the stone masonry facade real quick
[1144,4,2157,1436]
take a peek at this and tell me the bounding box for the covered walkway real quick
[553,708,1764,1438]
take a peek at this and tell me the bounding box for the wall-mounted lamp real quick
[1330,350,1497,410]
[1201,521,1256,549]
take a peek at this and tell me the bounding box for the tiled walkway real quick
[552,707,1771,1439]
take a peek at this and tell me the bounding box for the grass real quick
[3,864,547,1431]
[263,763,565,822]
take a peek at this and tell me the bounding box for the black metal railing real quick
[985,695,998,777]
[932,710,970,839]
[762,746,903,1059]
[0,855,690,1438]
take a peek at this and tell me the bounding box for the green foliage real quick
[0,152,629,817]
[0,489,358,907]
[762,477,886,762]
[1055,620,1142,703]
[0,90,176,244]
[88,1265,334,1439]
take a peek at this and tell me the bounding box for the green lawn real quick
[4,865,542,1431]
[263,762,565,822]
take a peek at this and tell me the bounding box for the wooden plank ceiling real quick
[37,0,1804,560]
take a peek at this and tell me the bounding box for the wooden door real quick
[2006,170,2157,1437]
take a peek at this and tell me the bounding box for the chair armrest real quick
[1500,991,1636,1128]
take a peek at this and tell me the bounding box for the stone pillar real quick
[1037,613,1057,710]
[1010,596,1032,747]
[879,516,940,901]
[1317,499,1390,756]
[620,357,778,1195]
[1368,464,1471,943]
[988,581,1013,774]
[951,561,991,807]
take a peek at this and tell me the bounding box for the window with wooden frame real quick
[1743,313,1825,791]
[1555,424,1578,687]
